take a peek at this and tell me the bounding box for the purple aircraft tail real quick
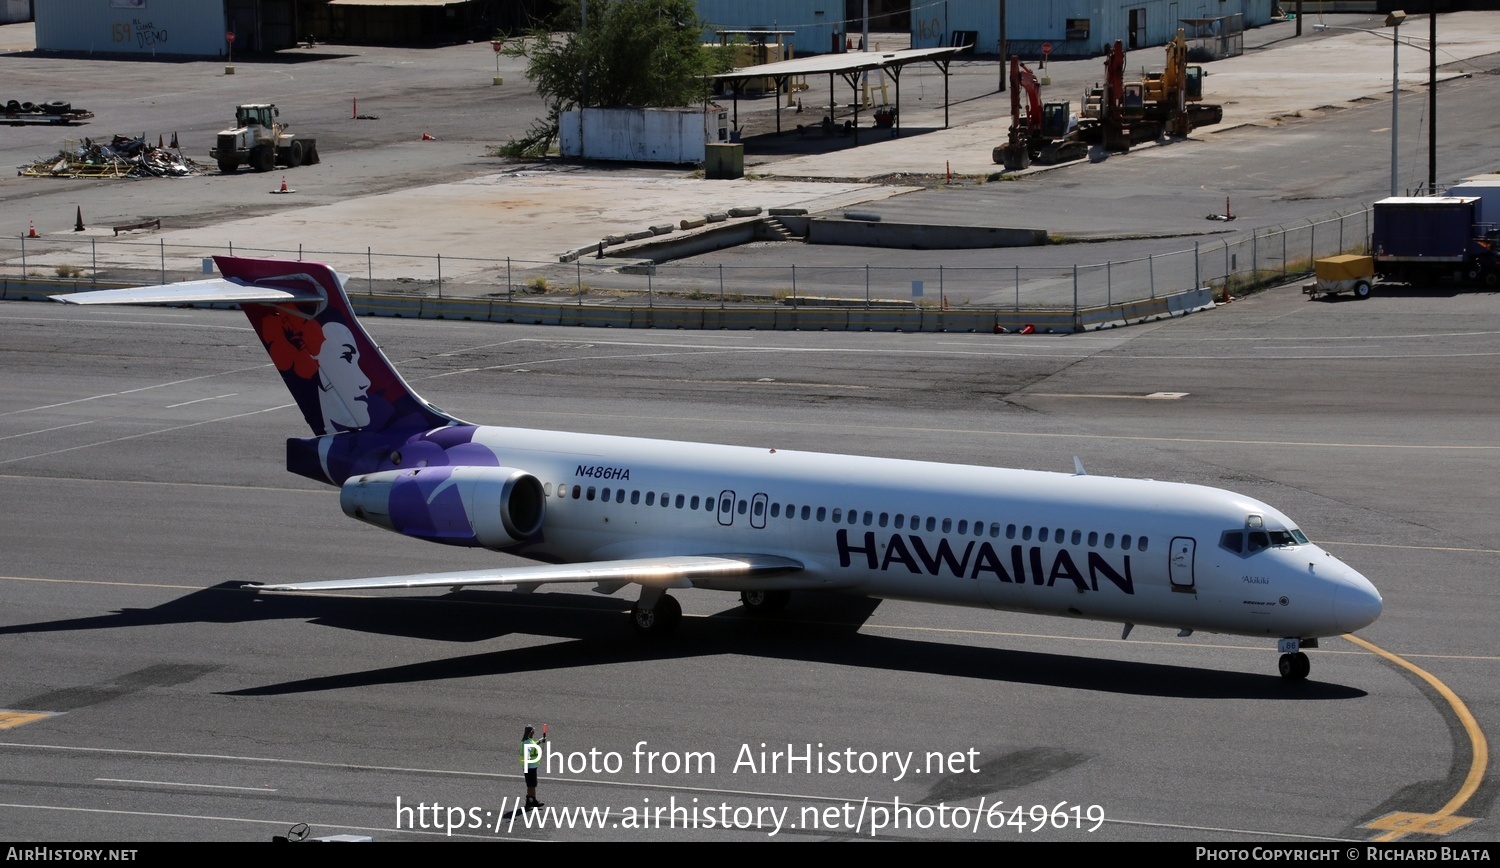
[216,256,457,438]
[58,256,468,486]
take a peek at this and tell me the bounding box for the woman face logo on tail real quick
[315,322,371,430]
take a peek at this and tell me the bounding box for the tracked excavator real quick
[992,56,1089,169]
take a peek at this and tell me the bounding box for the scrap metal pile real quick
[18,135,207,179]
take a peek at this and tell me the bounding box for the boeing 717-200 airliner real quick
[58,256,1383,681]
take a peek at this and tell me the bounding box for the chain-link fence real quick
[3,207,1371,311]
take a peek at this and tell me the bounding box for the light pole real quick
[1314,12,1425,198]
[1385,10,1406,197]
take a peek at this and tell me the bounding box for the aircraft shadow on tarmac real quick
[0,582,1366,700]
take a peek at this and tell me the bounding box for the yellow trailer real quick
[1303,254,1375,300]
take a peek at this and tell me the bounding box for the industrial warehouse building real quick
[29,0,535,55]
[695,0,1273,59]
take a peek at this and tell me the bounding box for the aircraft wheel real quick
[740,589,790,613]
[631,593,681,636]
[1278,651,1310,681]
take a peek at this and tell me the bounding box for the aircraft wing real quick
[255,554,805,594]
[53,278,325,306]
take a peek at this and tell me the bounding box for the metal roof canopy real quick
[711,46,967,146]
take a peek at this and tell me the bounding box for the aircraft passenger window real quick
[832,508,843,522]
[1138,536,1148,551]
[910,515,920,529]
[675,494,685,508]
[1104,533,1115,548]
[739,500,748,515]
[1072,530,1082,545]
[863,511,873,526]
[925,517,937,533]
[801,506,811,520]
[879,513,888,527]
[706,499,715,512]
[974,520,984,537]
[1022,526,1032,541]
[646,492,655,506]
[1088,531,1098,546]
[957,520,968,534]
[572,487,582,500]
[631,490,640,504]
[991,523,1001,538]
[771,503,780,518]
[848,510,858,525]
[587,487,596,501]
[544,483,552,496]
[816,507,827,521]
[941,518,952,533]
[754,501,764,517]
[1038,527,1049,542]
[894,514,904,529]
[1121,534,1131,549]
[1007,524,1017,539]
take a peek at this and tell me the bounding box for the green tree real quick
[502,0,733,157]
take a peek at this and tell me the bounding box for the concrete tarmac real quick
[1,284,1496,841]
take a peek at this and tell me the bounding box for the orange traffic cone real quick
[27,220,38,238]
[280,177,289,192]
[421,132,435,141]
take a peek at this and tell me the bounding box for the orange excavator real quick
[992,56,1088,169]
[1079,31,1221,151]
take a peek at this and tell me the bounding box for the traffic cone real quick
[421,132,435,140]
[27,220,38,238]
[158,134,163,147]
[352,97,357,119]
[170,132,179,148]
[74,206,85,232]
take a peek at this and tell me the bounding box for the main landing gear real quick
[739,589,791,612]
[1277,637,1316,681]
[630,590,682,636]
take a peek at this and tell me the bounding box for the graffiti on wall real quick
[111,19,169,49]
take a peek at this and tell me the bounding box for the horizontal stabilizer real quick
[256,554,804,594]
[53,278,324,306]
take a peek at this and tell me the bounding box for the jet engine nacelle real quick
[340,465,545,549]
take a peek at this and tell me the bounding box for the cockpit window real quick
[1221,526,1308,557]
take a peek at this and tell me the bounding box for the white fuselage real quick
[404,425,1382,640]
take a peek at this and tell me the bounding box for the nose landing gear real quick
[1277,637,1315,680]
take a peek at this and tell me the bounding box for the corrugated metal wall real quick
[908,0,1271,57]
[35,0,228,56]
[696,0,842,57]
[1,0,33,25]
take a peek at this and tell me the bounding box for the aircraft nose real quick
[1333,570,1383,633]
